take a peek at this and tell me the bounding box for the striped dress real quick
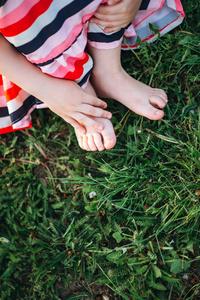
[0,0,184,134]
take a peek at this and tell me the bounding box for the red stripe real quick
[63,53,89,81]
[0,0,54,37]
[0,122,32,134]
[4,84,21,102]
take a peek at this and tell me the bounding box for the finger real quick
[83,95,108,109]
[72,113,105,131]
[104,25,127,33]
[80,104,112,119]
[94,11,123,21]
[91,18,127,29]
[107,0,121,5]
[95,3,122,15]
[63,116,86,134]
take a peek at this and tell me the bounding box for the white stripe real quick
[165,0,176,10]
[26,16,88,63]
[0,115,12,127]
[7,89,30,114]
[6,0,75,47]
[21,2,100,63]
[39,31,88,75]
[122,15,184,50]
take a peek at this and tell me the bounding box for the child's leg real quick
[75,80,116,151]
[87,43,168,120]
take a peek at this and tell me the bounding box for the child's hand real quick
[90,0,142,33]
[0,34,111,135]
[40,77,112,134]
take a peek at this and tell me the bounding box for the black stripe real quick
[78,68,93,87]
[87,27,125,44]
[0,106,9,118]
[139,0,151,10]
[11,96,36,124]
[0,0,7,7]
[36,99,43,105]
[36,30,83,67]
[16,0,94,55]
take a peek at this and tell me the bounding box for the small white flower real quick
[169,239,175,244]
[190,110,195,114]
[122,247,127,254]
[103,296,110,300]
[89,191,97,198]
[0,237,10,243]
[149,178,153,182]
[137,130,142,133]
[182,274,189,280]
[88,173,93,178]
[192,198,198,202]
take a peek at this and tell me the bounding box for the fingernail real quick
[98,125,103,130]
[107,113,112,119]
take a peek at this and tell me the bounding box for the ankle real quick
[92,64,123,79]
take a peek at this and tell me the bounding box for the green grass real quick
[0,0,200,299]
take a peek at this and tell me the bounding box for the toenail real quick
[155,110,162,115]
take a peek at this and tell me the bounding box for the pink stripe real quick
[174,0,185,17]
[0,85,5,97]
[0,0,24,18]
[88,38,123,50]
[45,52,85,78]
[27,23,83,64]
[147,0,165,10]
[13,106,35,129]
[27,11,93,64]
[134,0,165,28]
[2,76,13,90]
[0,0,40,27]
[122,15,183,49]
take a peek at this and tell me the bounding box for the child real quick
[0,0,184,151]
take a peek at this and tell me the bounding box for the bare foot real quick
[91,67,168,120]
[75,81,116,151]
[75,117,116,151]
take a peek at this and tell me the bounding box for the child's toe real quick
[149,95,167,109]
[93,133,105,151]
[83,135,90,151]
[87,134,97,151]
